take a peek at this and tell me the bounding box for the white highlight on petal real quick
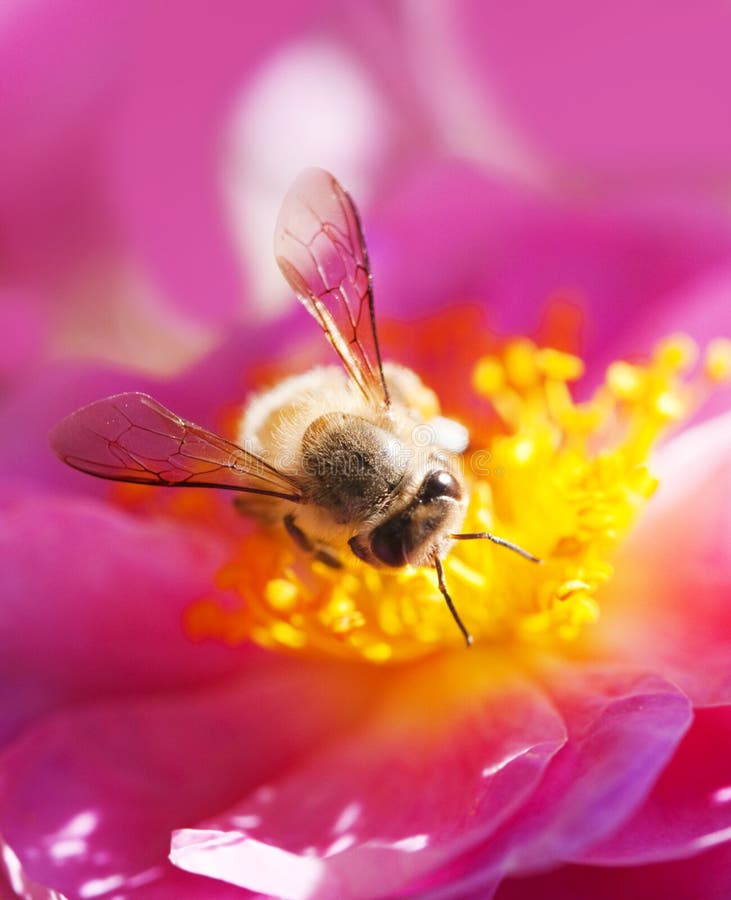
[50,839,87,861]
[171,829,327,900]
[332,801,362,835]
[694,824,731,850]
[254,785,277,804]
[1,839,24,893]
[711,785,731,805]
[124,865,166,889]
[1,837,69,898]
[56,810,98,839]
[389,834,429,852]
[81,864,163,898]
[229,813,262,829]
[223,38,387,315]
[47,810,99,862]
[324,834,356,856]
[482,746,537,778]
[79,874,125,898]
[1,836,69,899]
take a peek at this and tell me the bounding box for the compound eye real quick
[369,516,409,567]
[418,470,462,503]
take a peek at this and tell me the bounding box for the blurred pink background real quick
[3,0,730,385]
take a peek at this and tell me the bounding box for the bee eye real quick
[418,470,462,503]
[370,517,408,567]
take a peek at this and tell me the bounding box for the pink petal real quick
[369,160,731,358]
[0,0,335,325]
[171,653,566,899]
[577,705,731,865]
[600,411,731,705]
[493,840,731,900]
[453,2,731,186]
[0,836,68,900]
[81,863,254,899]
[0,292,47,388]
[0,658,374,900]
[0,492,247,739]
[1,367,162,494]
[410,665,691,896]
[0,309,301,492]
[0,1,127,281]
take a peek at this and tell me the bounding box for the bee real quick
[50,168,539,646]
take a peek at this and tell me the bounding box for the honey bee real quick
[50,168,538,645]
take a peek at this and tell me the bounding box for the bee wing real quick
[50,392,302,501]
[274,168,390,408]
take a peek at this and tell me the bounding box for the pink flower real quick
[1,160,731,900]
[3,4,731,898]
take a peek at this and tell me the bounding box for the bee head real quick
[350,469,465,568]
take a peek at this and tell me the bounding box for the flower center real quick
[184,330,730,664]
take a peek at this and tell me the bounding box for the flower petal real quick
[0,292,47,389]
[600,411,731,706]
[0,836,68,900]
[0,659,375,900]
[0,308,300,493]
[493,840,731,900]
[453,2,731,185]
[408,665,691,897]
[0,492,246,741]
[0,0,335,327]
[171,653,566,899]
[370,160,731,358]
[577,705,731,865]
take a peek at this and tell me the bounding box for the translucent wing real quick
[274,168,390,408]
[50,392,302,501]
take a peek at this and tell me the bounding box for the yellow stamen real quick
[653,334,698,373]
[184,328,720,665]
[705,338,731,383]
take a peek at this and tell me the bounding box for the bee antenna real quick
[450,531,542,564]
[433,556,473,647]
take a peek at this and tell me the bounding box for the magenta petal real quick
[520,665,693,864]
[601,412,731,705]
[412,665,691,897]
[0,309,300,492]
[0,0,335,325]
[369,160,731,357]
[0,292,47,386]
[0,659,373,900]
[0,836,68,900]
[171,653,566,899]
[454,2,731,182]
[94,866,252,900]
[577,705,731,865]
[494,840,731,900]
[0,492,246,729]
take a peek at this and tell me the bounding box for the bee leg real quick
[284,513,313,551]
[283,514,342,569]
[313,547,343,569]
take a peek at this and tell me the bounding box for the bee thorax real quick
[300,413,409,525]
